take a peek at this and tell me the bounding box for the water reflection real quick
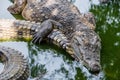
[28,43,78,80]
[28,43,104,80]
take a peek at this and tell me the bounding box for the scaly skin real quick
[0,19,40,40]
[8,0,101,74]
[0,45,29,80]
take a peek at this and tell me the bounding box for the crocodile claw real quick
[32,33,43,43]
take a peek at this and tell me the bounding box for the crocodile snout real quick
[89,63,101,74]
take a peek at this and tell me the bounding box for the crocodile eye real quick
[96,59,100,62]
[86,57,91,60]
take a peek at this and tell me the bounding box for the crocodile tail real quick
[0,45,29,80]
[0,19,41,40]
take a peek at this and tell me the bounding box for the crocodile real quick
[7,0,101,73]
[2,0,101,78]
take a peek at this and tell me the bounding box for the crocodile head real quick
[71,29,101,74]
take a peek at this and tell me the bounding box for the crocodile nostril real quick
[90,64,101,74]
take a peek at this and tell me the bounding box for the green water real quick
[90,0,120,80]
[0,0,120,80]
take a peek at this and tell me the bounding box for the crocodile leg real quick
[32,19,63,43]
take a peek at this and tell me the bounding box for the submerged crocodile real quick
[0,0,102,79]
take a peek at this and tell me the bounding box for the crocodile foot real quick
[32,19,63,43]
